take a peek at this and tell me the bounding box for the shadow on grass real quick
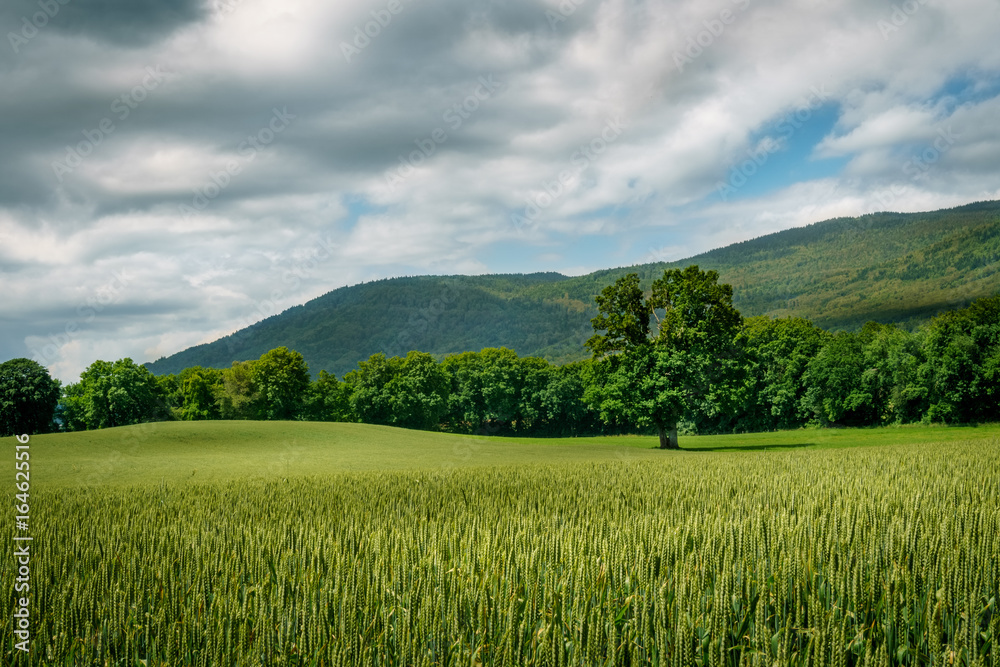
[677,442,817,453]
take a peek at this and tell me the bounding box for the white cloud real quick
[2,0,1000,382]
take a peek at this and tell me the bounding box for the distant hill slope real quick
[146,200,1000,377]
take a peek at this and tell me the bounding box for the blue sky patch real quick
[931,71,1000,114]
[710,102,849,203]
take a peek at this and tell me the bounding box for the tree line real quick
[2,266,998,441]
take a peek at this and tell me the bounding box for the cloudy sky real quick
[2,0,999,382]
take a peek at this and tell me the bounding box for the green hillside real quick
[13,420,1000,488]
[145,200,1000,377]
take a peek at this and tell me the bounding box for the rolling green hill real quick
[13,420,1000,488]
[145,200,1000,377]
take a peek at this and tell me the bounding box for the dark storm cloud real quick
[1,0,999,382]
[2,0,206,49]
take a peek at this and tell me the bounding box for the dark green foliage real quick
[216,360,260,420]
[345,351,450,430]
[145,202,1000,379]
[797,322,929,427]
[158,367,224,421]
[0,358,61,436]
[252,347,311,420]
[587,344,685,443]
[303,370,352,422]
[649,265,743,354]
[801,332,880,426]
[30,287,1000,438]
[56,382,88,432]
[585,274,648,356]
[737,317,831,431]
[435,348,602,436]
[587,266,743,448]
[522,360,600,436]
[857,322,928,424]
[920,295,1000,423]
[387,351,452,431]
[63,358,167,430]
[441,348,526,434]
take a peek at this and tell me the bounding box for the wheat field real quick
[3,439,998,666]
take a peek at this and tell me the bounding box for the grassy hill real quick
[145,200,1000,377]
[15,420,1000,488]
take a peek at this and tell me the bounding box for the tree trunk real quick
[657,423,679,449]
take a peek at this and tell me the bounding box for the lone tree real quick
[586,266,742,449]
[0,358,61,436]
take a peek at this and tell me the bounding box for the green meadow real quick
[3,422,999,666]
[17,419,1000,488]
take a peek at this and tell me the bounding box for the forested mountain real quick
[145,200,1000,377]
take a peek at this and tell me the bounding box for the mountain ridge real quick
[146,200,1000,377]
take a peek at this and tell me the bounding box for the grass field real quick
[13,419,1000,488]
[3,422,999,666]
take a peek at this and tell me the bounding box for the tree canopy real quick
[62,358,166,430]
[12,269,1000,439]
[586,266,743,448]
[253,347,311,420]
[0,358,61,436]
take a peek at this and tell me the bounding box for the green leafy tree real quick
[174,367,224,421]
[801,332,879,426]
[217,360,261,420]
[156,374,180,415]
[442,348,524,434]
[56,382,88,432]
[858,322,927,424]
[586,266,743,449]
[538,360,602,436]
[303,370,353,422]
[68,358,167,429]
[0,358,61,436]
[252,347,311,420]
[344,353,396,425]
[920,295,1000,423]
[586,274,649,357]
[516,357,555,434]
[390,351,451,430]
[345,351,450,430]
[738,317,831,431]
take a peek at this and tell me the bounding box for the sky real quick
[1,0,999,383]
